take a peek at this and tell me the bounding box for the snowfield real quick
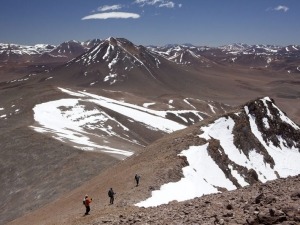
[31,88,186,158]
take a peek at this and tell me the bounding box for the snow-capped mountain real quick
[81,38,102,49]
[0,43,55,62]
[149,43,300,72]
[0,39,102,63]
[38,40,87,61]
[1,38,299,73]
[136,97,300,207]
[149,44,213,67]
[64,37,169,85]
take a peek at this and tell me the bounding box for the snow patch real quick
[143,103,155,108]
[136,144,236,207]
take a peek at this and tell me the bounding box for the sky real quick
[0,0,299,46]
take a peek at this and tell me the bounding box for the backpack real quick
[83,198,86,205]
[108,190,113,197]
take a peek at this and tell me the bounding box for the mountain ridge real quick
[0,37,300,225]
[6,96,300,225]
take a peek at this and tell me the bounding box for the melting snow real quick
[103,73,118,84]
[143,103,155,108]
[208,104,216,114]
[31,98,133,157]
[31,88,187,157]
[137,100,300,207]
[245,106,300,177]
[263,117,270,129]
[136,143,236,207]
[81,91,186,133]
[184,99,196,109]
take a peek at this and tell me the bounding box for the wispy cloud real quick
[267,5,289,12]
[82,12,140,20]
[97,4,123,12]
[134,0,176,8]
[159,2,175,8]
[274,5,289,12]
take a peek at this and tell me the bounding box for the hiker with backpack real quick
[108,188,116,204]
[83,194,92,215]
[135,174,140,187]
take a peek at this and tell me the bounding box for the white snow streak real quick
[136,144,236,207]
[245,106,300,177]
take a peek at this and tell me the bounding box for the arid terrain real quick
[1,38,299,225]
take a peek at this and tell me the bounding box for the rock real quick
[223,212,234,217]
[254,193,264,204]
[269,208,275,217]
[290,191,300,200]
[226,204,233,210]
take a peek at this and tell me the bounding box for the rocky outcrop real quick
[85,175,300,225]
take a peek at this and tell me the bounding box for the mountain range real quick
[0,37,299,224]
[1,39,300,71]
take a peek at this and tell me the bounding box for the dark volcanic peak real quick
[66,37,167,85]
[50,40,87,55]
[39,40,88,62]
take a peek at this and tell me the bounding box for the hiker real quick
[108,188,116,204]
[83,194,92,215]
[135,174,140,186]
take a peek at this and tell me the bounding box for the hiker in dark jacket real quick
[108,188,116,204]
[84,195,92,215]
[135,174,140,186]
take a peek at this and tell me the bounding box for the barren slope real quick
[8,98,300,225]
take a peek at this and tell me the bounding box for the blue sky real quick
[0,0,299,46]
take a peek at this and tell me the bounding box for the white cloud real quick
[97,4,123,12]
[82,12,140,20]
[134,0,176,8]
[178,4,182,8]
[267,5,289,13]
[274,5,289,12]
[159,2,175,8]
